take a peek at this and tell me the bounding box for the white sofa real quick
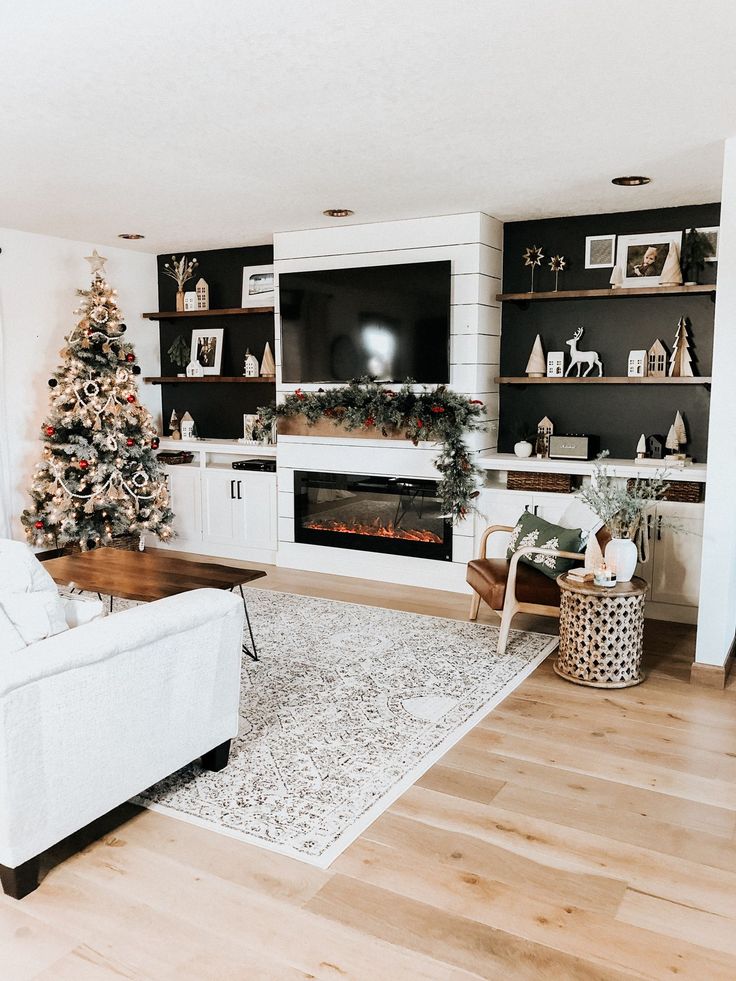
[0,540,244,898]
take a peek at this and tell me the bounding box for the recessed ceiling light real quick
[322,209,354,218]
[118,232,146,239]
[611,176,651,187]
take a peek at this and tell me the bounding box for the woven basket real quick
[507,470,577,494]
[157,450,194,465]
[627,478,703,504]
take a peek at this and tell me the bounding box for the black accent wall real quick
[499,204,720,461]
[156,245,274,439]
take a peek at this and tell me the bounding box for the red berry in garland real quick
[364,417,375,427]
[416,418,424,428]
[126,438,135,446]
[431,405,445,414]
[79,460,89,470]
[126,394,136,403]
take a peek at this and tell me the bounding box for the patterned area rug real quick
[131,588,558,867]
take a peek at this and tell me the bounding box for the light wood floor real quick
[3,561,735,980]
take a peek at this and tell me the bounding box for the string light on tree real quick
[21,254,174,550]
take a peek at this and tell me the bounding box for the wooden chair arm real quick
[507,546,585,601]
[477,524,515,560]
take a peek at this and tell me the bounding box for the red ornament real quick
[430,405,445,414]
[126,353,135,363]
[45,426,55,436]
[126,394,136,403]
[34,520,44,529]
[469,399,484,405]
[126,438,135,446]
[294,388,305,401]
[416,419,424,429]
[364,417,375,427]
[79,460,89,470]
[151,437,160,449]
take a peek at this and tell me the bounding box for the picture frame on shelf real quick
[242,264,275,307]
[584,234,616,269]
[616,231,683,288]
[696,226,719,262]
[190,328,224,375]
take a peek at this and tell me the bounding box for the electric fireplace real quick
[294,471,453,561]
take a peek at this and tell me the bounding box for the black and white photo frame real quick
[190,328,224,375]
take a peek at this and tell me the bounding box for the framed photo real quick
[585,234,616,269]
[242,265,275,307]
[190,328,223,375]
[696,226,719,262]
[616,232,682,288]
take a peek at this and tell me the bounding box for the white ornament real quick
[565,327,603,377]
[243,349,259,377]
[186,359,204,377]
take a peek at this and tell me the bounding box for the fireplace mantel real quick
[277,415,407,441]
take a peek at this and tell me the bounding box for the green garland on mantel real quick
[258,379,487,522]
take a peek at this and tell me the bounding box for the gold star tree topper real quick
[84,250,108,278]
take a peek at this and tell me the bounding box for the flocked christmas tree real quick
[22,252,174,550]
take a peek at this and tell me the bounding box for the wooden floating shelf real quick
[496,285,716,303]
[143,376,276,385]
[496,376,711,386]
[142,307,274,320]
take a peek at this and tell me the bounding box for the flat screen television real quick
[279,260,451,384]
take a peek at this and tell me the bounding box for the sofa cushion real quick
[0,592,69,646]
[0,605,26,653]
[467,558,562,611]
[0,539,58,596]
[506,511,583,580]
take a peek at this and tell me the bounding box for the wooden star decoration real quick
[523,245,544,268]
[84,249,108,277]
[549,255,566,272]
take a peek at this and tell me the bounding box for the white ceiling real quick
[1,1,735,253]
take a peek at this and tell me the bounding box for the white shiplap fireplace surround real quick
[273,213,502,592]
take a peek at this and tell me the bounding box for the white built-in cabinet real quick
[474,489,572,558]
[161,439,278,561]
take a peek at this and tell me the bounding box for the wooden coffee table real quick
[42,548,266,661]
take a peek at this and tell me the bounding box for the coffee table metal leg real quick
[235,585,259,662]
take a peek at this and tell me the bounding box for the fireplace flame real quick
[304,517,442,543]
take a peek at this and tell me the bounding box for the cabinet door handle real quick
[230,479,235,500]
[657,515,662,541]
[647,514,652,540]
[524,504,530,513]
[534,505,539,516]
[237,481,242,500]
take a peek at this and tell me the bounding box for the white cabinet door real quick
[166,466,202,543]
[202,470,242,546]
[532,492,575,525]
[474,490,533,558]
[239,472,277,550]
[651,502,704,607]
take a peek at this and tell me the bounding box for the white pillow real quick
[0,592,69,646]
[0,539,59,596]
[557,499,603,541]
[0,605,26,653]
[62,596,105,628]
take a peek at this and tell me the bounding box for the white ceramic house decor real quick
[565,327,603,377]
[180,411,196,440]
[547,351,565,377]
[183,291,198,311]
[243,349,259,377]
[536,416,554,458]
[195,278,210,310]
[525,335,546,377]
[186,358,204,378]
[627,350,647,377]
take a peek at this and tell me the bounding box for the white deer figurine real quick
[565,326,603,377]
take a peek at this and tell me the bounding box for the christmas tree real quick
[668,317,694,377]
[22,252,174,550]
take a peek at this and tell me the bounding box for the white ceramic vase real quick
[605,537,638,583]
[514,440,533,458]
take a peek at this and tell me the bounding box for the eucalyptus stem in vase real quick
[163,254,198,311]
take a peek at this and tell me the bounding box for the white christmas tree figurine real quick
[668,317,694,377]
[673,410,687,446]
[21,259,174,550]
[666,425,680,454]
[260,341,275,376]
[525,335,546,377]
[636,434,647,459]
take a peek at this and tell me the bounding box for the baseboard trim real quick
[690,636,736,689]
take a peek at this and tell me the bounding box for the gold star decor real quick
[84,249,108,278]
[549,254,566,291]
[522,245,545,291]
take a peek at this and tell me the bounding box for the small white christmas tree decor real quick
[636,434,647,459]
[668,317,694,377]
[525,335,546,376]
[260,341,275,376]
[665,425,680,454]
[659,241,683,286]
[673,411,687,446]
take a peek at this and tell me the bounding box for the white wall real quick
[695,138,736,667]
[0,228,159,540]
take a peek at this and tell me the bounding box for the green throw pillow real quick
[506,511,583,580]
